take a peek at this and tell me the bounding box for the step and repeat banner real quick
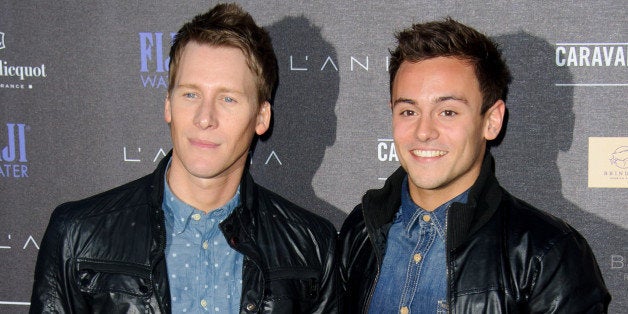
[1,1,626,312]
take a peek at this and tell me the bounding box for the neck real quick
[408,174,479,212]
[410,188,463,212]
[166,163,243,213]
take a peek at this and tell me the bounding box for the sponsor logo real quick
[0,32,47,90]
[555,43,627,67]
[0,123,29,178]
[610,248,628,282]
[377,138,398,162]
[0,232,39,307]
[377,138,398,181]
[121,146,282,165]
[588,137,628,188]
[0,233,39,251]
[610,146,628,169]
[288,54,389,72]
[0,60,47,80]
[123,146,169,162]
[139,32,176,89]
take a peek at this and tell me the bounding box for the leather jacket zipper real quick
[239,257,264,313]
[153,203,168,313]
[76,260,152,277]
[445,206,451,312]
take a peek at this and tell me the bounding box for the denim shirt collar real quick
[399,175,469,233]
[162,160,241,235]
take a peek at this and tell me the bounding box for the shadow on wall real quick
[249,16,347,229]
[491,32,626,311]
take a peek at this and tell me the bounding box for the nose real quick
[416,115,439,142]
[194,99,217,129]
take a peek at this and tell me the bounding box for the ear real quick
[483,100,505,141]
[255,101,271,135]
[164,94,172,123]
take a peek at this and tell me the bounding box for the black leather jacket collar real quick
[360,151,501,260]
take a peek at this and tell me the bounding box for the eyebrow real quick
[392,95,469,108]
[391,97,416,107]
[174,83,200,90]
[435,95,469,104]
[174,84,246,95]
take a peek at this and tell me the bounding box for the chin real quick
[408,175,447,190]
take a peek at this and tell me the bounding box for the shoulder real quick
[46,174,154,238]
[53,174,152,219]
[503,193,575,235]
[498,192,610,310]
[499,191,589,257]
[40,174,158,261]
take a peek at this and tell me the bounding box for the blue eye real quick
[183,92,197,99]
[224,96,235,103]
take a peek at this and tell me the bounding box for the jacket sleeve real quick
[29,207,84,313]
[527,231,611,313]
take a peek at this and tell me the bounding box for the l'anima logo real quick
[288,54,390,72]
[122,146,282,165]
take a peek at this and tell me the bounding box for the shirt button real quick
[400,306,409,314]
[192,213,201,221]
[202,241,209,249]
[413,253,422,263]
[246,303,257,311]
[200,299,207,308]
[422,214,431,222]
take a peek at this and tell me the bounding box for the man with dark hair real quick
[339,18,610,313]
[30,3,338,313]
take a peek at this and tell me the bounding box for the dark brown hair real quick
[389,18,511,113]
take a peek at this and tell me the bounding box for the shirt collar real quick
[162,159,241,235]
[399,175,469,231]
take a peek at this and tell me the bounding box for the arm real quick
[30,207,84,313]
[527,232,611,313]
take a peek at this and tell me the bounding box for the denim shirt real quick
[162,170,243,313]
[369,176,469,314]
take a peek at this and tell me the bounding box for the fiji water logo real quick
[139,32,176,89]
[1,123,28,178]
[610,146,628,169]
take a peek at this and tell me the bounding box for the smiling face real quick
[165,42,270,186]
[391,56,504,209]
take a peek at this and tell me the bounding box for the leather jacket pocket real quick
[265,267,320,301]
[76,259,153,297]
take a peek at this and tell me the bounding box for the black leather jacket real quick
[339,153,610,313]
[31,152,338,313]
